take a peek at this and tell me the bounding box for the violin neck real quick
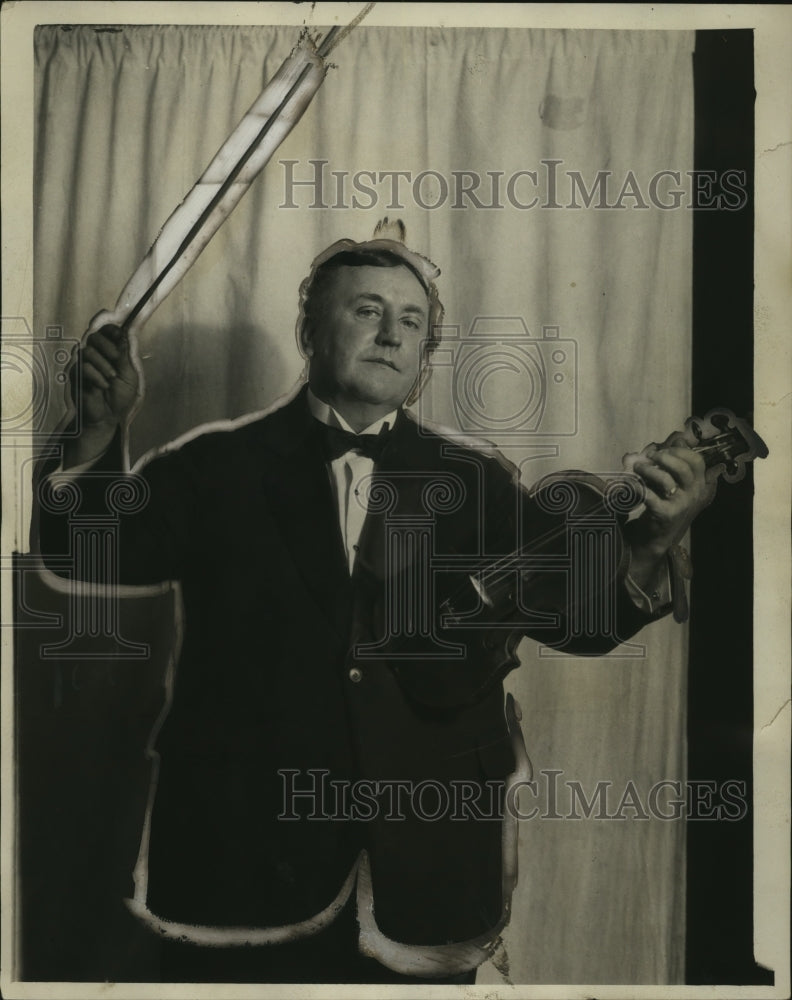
[691,433,747,470]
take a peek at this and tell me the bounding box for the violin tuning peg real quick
[711,413,732,431]
[690,419,703,440]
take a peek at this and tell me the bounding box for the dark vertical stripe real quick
[687,29,772,986]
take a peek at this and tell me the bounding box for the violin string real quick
[468,515,589,599]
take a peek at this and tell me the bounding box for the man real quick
[36,234,715,984]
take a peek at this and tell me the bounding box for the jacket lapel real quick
[353,409,441,584]
[256,387,352,638]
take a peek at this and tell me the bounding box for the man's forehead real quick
[331,264,430,305]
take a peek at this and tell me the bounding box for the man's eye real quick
[357,307,381,319]
[401,318,422,331]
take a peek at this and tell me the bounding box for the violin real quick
[376,408,768,710]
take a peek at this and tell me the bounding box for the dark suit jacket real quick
[37,385,665,946]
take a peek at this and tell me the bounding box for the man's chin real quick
[353,393,406,412]
[348,375,411,409]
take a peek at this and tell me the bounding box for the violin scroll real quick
[686,408,768,484]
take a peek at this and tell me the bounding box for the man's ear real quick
[299,320,315,359]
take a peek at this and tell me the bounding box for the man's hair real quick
[296,239,445,404]
[302,248,432,331]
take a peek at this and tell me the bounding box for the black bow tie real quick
[318,421,392,461]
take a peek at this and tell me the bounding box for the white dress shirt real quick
[306,388,397,573]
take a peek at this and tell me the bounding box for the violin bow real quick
[84,4,375,340]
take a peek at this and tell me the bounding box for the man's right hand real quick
[64,321,142,467]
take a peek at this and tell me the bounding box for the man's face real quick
[302,264,430,416]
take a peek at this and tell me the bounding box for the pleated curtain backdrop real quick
[34,24,694,984]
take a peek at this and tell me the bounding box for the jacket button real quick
[348,667,363,683]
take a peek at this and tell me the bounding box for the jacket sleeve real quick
[33,428,197,586]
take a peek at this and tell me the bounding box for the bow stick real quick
[85,5,375,340]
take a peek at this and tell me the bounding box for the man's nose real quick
[375,312,401,346]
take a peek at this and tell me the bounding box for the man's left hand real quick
[622,425,719,592]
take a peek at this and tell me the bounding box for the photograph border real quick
[2,4,790,998]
